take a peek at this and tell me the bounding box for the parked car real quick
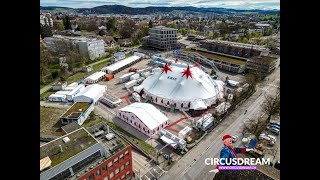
[232,135,239,143]
[270,128,280,135]
[269,121,280,126]
[269,124,280,130]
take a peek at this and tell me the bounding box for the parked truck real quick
[125,80,137,89]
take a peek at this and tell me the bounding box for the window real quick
[110,172,114,179]
[126,171,130,175]
[104,177,108,180]
[114,157,119,164]
[125,151,129,156]
[120,164,124,171]
[102,165,107,171]
[96,170,101,176]
[121,175,125,179]
[108,161,113,168]
[120,154,124,160]
[115,168,119,174]
[89,174,94,180]
[125,161,130,167]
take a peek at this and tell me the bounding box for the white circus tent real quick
[134,62,224,111]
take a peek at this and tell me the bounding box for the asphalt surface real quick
[160,68,280,180]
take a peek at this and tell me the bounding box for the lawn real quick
[83,113,157,156]
[66,59,109,83]
[40,106,65,136]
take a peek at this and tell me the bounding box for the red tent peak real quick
[181,65,193,79]
[162,63,172,74]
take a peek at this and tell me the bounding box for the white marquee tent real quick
[73,84,106,103]
[134,63,224,111]
[117,103,169,137]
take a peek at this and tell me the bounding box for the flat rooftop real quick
[40,128,98,168]
[61,102,92,119]
[250,56,277,64]
[185,49,247,65]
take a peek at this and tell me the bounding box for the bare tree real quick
[40,44,52,83]
[261,89,280,122]
[243,115,268,137]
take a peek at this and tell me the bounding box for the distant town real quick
[40,4,280,180]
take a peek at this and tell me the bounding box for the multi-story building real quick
[44,35,105,60]
[40,15,53,27]
[142,26,179,51]
[40,124,133,180]
[246,56,278,75]
[199,39,269,58]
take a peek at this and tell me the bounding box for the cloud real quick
[40,0,280,9]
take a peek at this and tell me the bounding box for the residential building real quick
[44,35,105,60]
[142,26,179,51]
[40,125,133,180]
[40,15,53,27]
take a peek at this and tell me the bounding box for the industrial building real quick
[73,84,106,104]
[40,126,133,180]
[199,39,270,58]
[246,56,278,74]
[44,35,105,60]
[60,102,94,125]
[51,81,67,91]
[178,48,247,73]
[102,55,142,74]
[142,26,179,51]
[117,103,169,137]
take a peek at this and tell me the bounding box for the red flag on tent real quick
[188,102,191,108]
[161,99,163,103]
[175,58,178,63]
[181,65,193,79]
[162,63,172,74]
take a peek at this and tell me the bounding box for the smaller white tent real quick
[117,103,169,137]
[73,84,106,103]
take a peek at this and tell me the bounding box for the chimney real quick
[59,145,63,153]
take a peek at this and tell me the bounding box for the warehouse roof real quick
[118,103,168,130]
[74,84,106,99]
[104,55,140,72]
[85,71,106,81]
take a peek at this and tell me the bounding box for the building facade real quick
[40,126,133,180]
[44,35,105,60]
[199,40,269,58]
[142,26,179,51]
[40,15,53,27]
[246,56,278,75]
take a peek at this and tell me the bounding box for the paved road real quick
[160,68,280,180]
[40,101,72,109]
[40,58,109,95]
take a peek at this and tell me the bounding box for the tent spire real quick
[162,63,172,74]
[181,65,193,79]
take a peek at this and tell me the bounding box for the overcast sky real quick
[40,0,280,10]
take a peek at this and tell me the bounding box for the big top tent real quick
[134,62,224,111]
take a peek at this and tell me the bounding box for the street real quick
[160,67,280,180]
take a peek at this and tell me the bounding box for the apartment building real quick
[40,15,53,27]
[246,56,278,75]
[142,26,179,51]
[44,35,105,60]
